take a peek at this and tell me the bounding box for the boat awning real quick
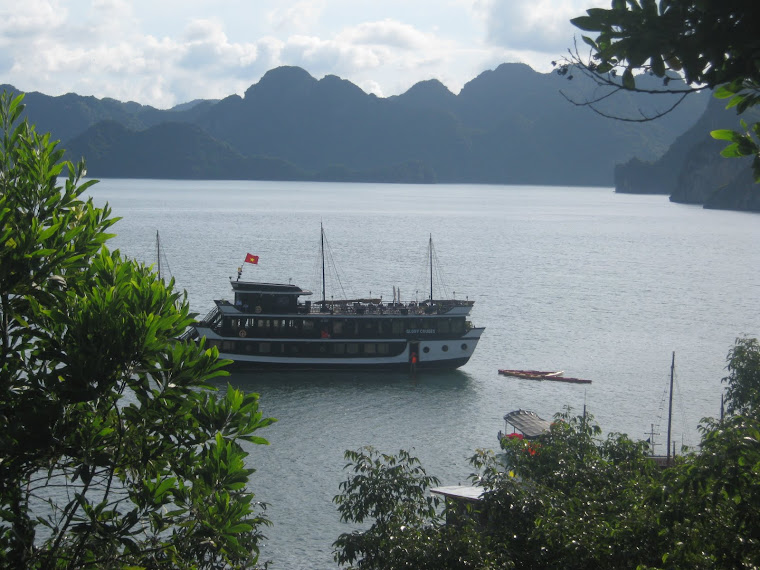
[503,409,551,439]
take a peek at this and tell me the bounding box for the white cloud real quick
[472,0,608,52]
[0,0,601,107]
[339,19,432,50]
[180,19,260,74]
[0,0,65,38]
[267,0,326,32]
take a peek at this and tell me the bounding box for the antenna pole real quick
[667,351,675,464]
[156,230,161,281]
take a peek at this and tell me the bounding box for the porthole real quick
[461,343,468,351]
[442,345,449,352]
[423,346,430,354]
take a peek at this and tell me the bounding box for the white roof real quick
[430,485,484,501]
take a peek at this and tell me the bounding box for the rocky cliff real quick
[615,96,760,212]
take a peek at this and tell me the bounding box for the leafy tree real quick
[0,90,275,568]
[568,1,760,180]
[332,447,442,569]
[481,412,663,569]
[333,340,760,570]
[650,414,760,568]
[722,336,760,417]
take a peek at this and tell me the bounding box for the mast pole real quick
[667,351,675,464]
[156,230,161,281]
[429,234,433,302]
[321,223,326,305]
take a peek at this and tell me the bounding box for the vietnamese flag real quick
[244,253,259,264]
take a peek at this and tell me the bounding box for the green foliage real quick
[333,446,508,569]
[652,414,760,568]
[569,1,760,181]
[0,90,275,569]
[722,336,760,417]
[333,342,760,568]
[332,447,443,569]
[479,412,662,569]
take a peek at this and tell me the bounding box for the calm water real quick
[88,179,759,569]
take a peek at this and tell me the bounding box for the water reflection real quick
[221,368,474,392]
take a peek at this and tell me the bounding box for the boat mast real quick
[667,351,675,464]
[321,223,326,305]
[429,234,433,302]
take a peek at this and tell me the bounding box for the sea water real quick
[87,179,760,569]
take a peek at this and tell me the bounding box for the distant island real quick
[4,63,758,212]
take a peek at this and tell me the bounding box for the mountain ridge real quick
[4,65,733,200]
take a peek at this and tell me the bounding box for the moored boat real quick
[498,369,592,384]
[498,369,564,379]
[497,409,551,442]
[184,228,484,371]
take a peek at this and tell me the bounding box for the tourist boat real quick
[185,228,484,370]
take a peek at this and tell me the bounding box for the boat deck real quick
[219,298,474,317]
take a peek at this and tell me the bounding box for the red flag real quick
[244,253,259,264]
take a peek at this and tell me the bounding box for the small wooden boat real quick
[498,369,564,379]
[497,409,551,441]
[498,369,592,384]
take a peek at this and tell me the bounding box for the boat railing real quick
[198,306,221,326]
[307,299,472,316]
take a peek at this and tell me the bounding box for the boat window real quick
[377,343,389,354]
[256,319,269,329]
[333,321,344,334]
[451,319,464,333]
[461,343,468,351]
[364,344,376,354]
[346,343,359,355]
[333,344,345,355]
[442,345,449,352]
[222,341,234,351]
[423,346,430,353]
[377,321,385,334]
[303,320,314,331]
[275,295,289,307]
[438,319,450,333]
[391,320,404,334]
[259,343,271,353]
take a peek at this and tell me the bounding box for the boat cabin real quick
[231,280,312,314]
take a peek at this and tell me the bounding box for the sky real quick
[0,0,608,109]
